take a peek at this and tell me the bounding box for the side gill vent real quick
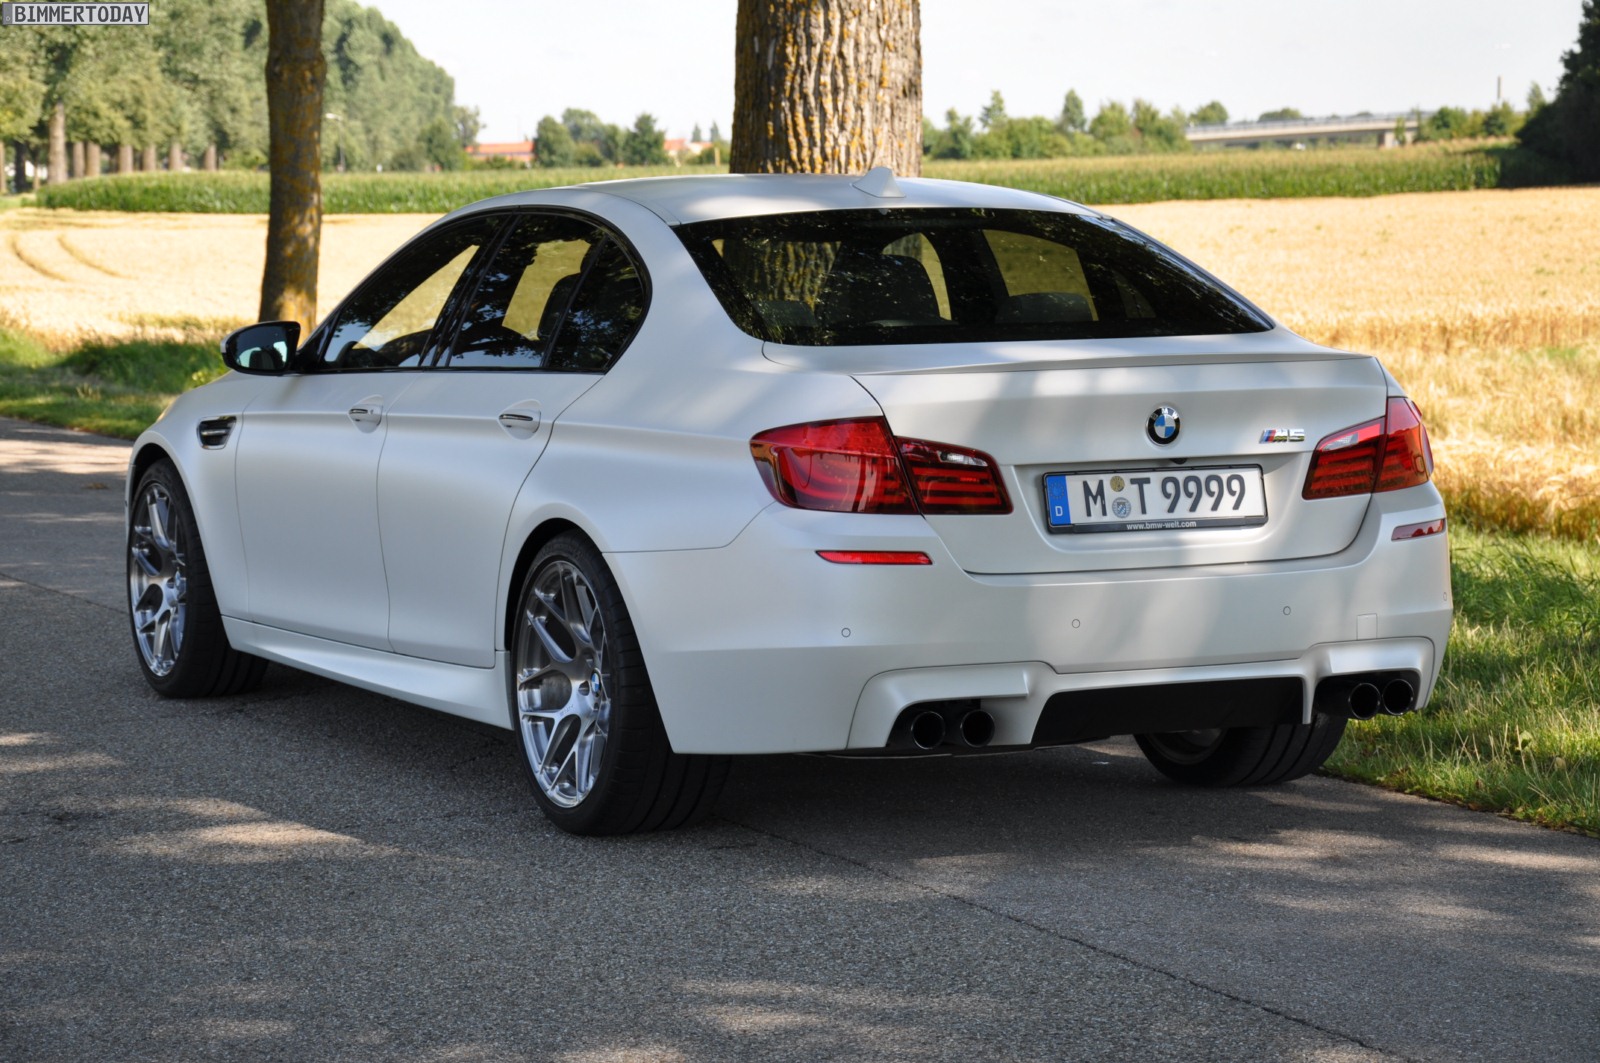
[197,416,237,449]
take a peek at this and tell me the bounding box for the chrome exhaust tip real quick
[1382,678,1416,716]
[957,710,995,748]
[909,710,947,750]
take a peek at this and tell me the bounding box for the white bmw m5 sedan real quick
[126,170,1452,834]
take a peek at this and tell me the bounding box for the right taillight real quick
[1303,397,1434,500]
[750,417,1011,515]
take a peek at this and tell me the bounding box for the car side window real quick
[443,215,601,370]
[318,219,500,371]
[546,238,647,372]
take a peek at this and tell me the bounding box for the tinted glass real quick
[319,219,500,370]
[546,239,647,372]
[444,215,601,370]
[678,209,1271,346]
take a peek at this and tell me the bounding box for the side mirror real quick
[221,321,300,375]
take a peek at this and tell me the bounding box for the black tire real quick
[1135,713,1348,787]
[510,532,728,835]
[127,459,266,698]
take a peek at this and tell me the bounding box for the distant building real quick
[664,139,714,163]
[466,140,536,166]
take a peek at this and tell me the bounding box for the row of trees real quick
[1518,0,1600,181]
[925,91,1238,160]
[0,0,476,190]
[527,110,674,169]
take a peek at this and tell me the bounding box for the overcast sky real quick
[370,0,1585,142]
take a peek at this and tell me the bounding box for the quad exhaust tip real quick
[1315,672,1421,720]
[894,703,996,751]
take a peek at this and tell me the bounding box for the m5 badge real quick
[1259,428,1306,443]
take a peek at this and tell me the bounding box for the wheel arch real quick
[502,517,589,652]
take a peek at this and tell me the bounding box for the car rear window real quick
[676,208,1271,346]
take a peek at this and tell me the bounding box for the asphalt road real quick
[2,415,1597,1062]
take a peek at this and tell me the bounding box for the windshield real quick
[677,208,1272,346]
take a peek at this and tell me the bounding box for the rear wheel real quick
[128,459,266,697]
[1135,713,1347,787]
[511,532,728,835]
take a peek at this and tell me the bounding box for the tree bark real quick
[117,143,134,174]
[70,141,85,179]
[168,140,184,172]
[12,142,30,193]
[203,143,217,171]
[48,100,68,183]
[731,0,921,175]
[141,144,158,171]
[260,0,326,330]
[86,143,101,178]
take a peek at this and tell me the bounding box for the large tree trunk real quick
[168,140,183,172]
[12,141,30,193]
[117,143,134,174]
[730,0,921,175]
[48,100,68,183]
[202,143,217,171]
[70,141,85,179]
[260,0,326,330]
[141,144,158,171]
[86,143,101,178]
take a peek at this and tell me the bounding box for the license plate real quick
[1043,466,1268,534]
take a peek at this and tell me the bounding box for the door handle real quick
[348,403,383,426]
[496,405,541,438]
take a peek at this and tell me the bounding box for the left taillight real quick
[1303,397,1434,500]
[750,417,1011,515]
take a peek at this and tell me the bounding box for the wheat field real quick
[4,185,1598,537]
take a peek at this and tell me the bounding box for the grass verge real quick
[0,326,223,438]
[1327,524,1600,836]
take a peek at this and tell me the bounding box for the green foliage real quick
[1190,100,1229,126]
[0,328,224,439]
[1328,526,1600,837]
[978,90,1008,131]
[1518,0,1600,180]
[1089,100,1134,147]
[0,30,47,144]
[620,113,669,166]
[534,116,576,168]
[35,146,1524,214]
[1057,89,1086,134]
[922,145,1506,204]
[929,108,977,159]
[36,167,721,213]
[1258,107,1304,121]
[416,117,465,171]
[562,108,623,163]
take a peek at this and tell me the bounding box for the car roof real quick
[455,172,1098,227]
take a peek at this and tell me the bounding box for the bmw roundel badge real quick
[1147,406,1181,445]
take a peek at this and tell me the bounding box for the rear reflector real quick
[1303,397,1434,500]
[1392,518,1446,541]
[816,550,933,565]
[752,417,1010,516]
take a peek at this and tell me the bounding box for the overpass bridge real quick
[1186,112,1431,148]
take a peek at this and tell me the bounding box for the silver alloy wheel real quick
[128,482,187,677]
[514,559,611,809]
[1143,729,1226,765]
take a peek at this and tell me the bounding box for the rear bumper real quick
[607,487,1452,755]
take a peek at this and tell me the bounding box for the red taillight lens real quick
[750,418,1011,515]
[896,439,1013,515]
[1303,397,1434,500]
[750,418,915,513]
[1376,397,1433,492]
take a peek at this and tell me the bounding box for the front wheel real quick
[1135,713,1347,787]
[511,533,727,835]
[127,459,265,697]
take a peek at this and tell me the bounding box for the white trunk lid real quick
[766,329,1386,574]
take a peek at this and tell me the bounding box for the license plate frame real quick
[1042,465,1268,534]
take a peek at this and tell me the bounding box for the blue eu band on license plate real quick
[1043,466,1268,534]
